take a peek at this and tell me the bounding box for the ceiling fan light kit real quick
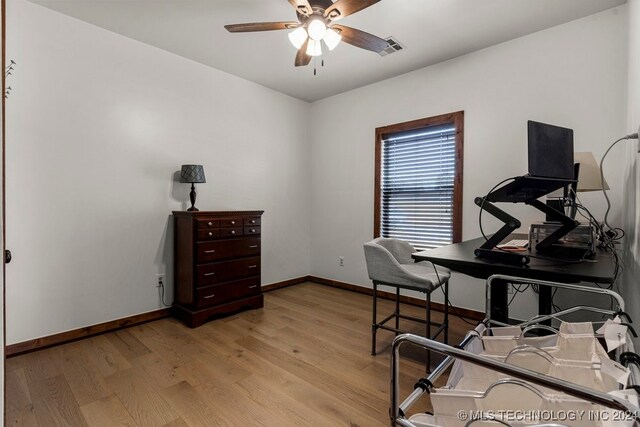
[323,28,342,50]
[307,18,327,40]
[306,39,323,56]
[288,26,308,49]
[224,0,388,68]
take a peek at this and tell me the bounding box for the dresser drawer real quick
[196,238,260,263]
[220,227,243,238]
[196,277,260,308]
[195,219,220,229]
[196,229,220,241]
[220,218,242,228]
[244,226,261,236]
[196,256,260,287]
[244,217,261,227]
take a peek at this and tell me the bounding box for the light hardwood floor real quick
[6,282,473,426]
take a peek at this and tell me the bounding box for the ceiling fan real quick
[224,0,389,67]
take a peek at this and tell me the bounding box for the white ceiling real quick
[29,0,625,102]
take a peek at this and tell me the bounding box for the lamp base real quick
[187,183,199,212]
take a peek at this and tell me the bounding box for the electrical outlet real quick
[156,274,165,288]
[339,256,344,267]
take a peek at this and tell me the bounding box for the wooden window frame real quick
[374,111,464,244]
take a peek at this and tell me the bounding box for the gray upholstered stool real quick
[363,237,450,368]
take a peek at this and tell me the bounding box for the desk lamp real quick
[180,165,206,211]
[575,152,609,192]
[568,152,609,218]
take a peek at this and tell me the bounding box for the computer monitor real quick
[528,120,574,179]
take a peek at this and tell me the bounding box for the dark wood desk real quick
[412,234,616,323]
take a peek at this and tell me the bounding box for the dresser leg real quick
[173,295,264,328]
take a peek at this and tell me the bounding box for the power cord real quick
[158,278,172,307]
[507,283,530,307]
[600,132,639,232]
[571,194,624,290]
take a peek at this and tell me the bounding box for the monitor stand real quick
[526,199,579,251]
[474,197,530,265]
[474,175,579,265]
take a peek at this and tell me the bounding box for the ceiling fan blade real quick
[225,22,299,33]
[311,0,335,9]
[324,0,380,21]
[295,40,312,66]
[332,24,388,53]
[288,0,313,16]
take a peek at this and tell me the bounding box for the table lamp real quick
[574,152,609,192]
[546,152,609,218]
[180,165,206,211]
[566,152,609,218]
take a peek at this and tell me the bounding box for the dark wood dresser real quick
[172,210,264,327]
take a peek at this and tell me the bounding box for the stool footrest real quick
[375,322,445,338]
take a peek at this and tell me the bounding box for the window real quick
[375,112,464,250]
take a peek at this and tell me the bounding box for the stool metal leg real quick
[444,281,449,344]
[426,292,431,372]
[395,287,400,334]
[372,281,378,356]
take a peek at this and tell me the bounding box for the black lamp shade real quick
[180,165,206,183]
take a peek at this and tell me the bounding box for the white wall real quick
[6,0,311,344]
[309,6,628,315]
[622,0,640,345]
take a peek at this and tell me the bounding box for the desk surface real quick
[412,234,615,284]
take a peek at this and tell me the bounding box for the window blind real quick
[381,123,456,250]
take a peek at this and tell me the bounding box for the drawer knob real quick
[208,232,213,237]
[250,229,256,233]
[248,265,258,269]
[250,220,256,224]
[230,230,236,235]
[207,221,213,227]
[204,294,215,299]
[230,221,236,225]
[249,285,258,289]
[249,245,258,248]
[205,250,216,254]
[204,272,215,276]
